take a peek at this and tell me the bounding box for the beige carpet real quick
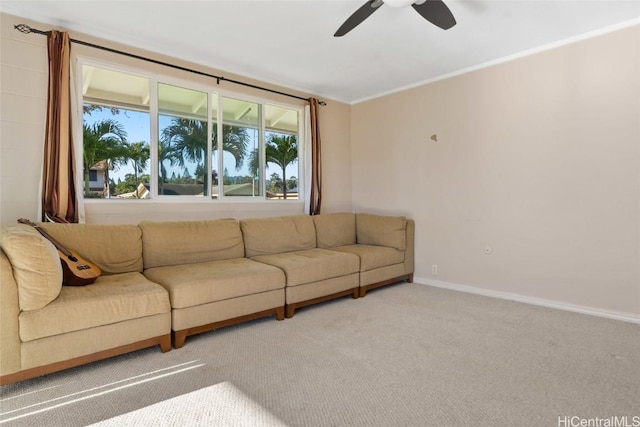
[87,382,287,427]
[1,283,639,426]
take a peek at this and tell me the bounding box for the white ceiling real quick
[2,1,639,104]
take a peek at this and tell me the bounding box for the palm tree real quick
[215,124,250,170]
[162,118,250,171]
[82,119,128,197]
[157,134,182,195]
[250,134,298,199]
[123,141,150,198]
[162,119,207,168]
[162,118,251,195]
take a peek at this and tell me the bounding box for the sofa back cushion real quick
[240,215,316,257]
[356,213,407,251]
[313,213,356,248]
[39,223,144,274]
[1,225,62,311]
[140,219,244,269]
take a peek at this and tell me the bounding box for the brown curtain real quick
[308,97,322,215]
[42,30,78,223]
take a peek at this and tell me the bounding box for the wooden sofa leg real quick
[276,306,285,321]
[359,287,367,298]
[407,274,414,283]
[173,330,188,349]
[285,304,296,319]
[352,288,359,299]
[160,334,172,353]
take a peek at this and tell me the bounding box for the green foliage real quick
[114,174,150,195]
[252,134,298,199]
[287,176,298,190]
[83,104,120,116]
[82,118,128,197]
[267,172,282,194]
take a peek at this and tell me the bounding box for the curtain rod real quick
[14,24,326,106]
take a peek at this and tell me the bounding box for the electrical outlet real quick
[431,264,438,275]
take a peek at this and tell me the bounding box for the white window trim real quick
[76,56,306,206]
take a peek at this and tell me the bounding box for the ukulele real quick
[17,219,101,286]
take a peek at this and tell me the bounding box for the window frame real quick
[77,57,305,205]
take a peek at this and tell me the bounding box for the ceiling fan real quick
[334,0,456,37]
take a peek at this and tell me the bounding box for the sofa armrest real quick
[1,250,22,379]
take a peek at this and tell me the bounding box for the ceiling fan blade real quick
[411,0,456,30]
[334,0,384,37]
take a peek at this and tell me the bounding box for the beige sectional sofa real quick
[0,213,413,385]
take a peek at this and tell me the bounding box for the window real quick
[158,83,210,196]
[82,65,150,199]
[80,62,302,201]
[264,104,299,200]
[221,97,261,198]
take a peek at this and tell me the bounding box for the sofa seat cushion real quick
[19,272,170,342]
[251,249,359,287]
[144,258,285,309]
[330,245,405,272]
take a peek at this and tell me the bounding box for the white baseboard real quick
[414,277,640,325]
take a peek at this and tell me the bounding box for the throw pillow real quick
[0,225,62,311]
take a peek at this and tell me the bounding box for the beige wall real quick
[351,25,640,317]
[0,12,352,225]
[315,100,352,213]
[0,14,48,226]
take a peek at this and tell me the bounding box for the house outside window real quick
[80,62,302,201]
